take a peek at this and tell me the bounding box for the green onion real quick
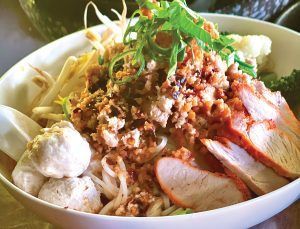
[234,55,257,78]
[170,208,193,216]
[61,96,71,120]
[108,49,145,85]
[98,55,104,65]
[147,34,172,55]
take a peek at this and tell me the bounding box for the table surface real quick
[0,1,299,228]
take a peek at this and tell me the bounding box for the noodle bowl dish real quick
[0,0,300,228]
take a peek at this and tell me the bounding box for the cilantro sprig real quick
[108,0,256,84]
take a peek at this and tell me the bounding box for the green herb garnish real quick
[61,96,71,120]
[98,55,104,65]
[263,69,300,109]
[55,96,71,120]
[170,208,193,215]
[109,49,145,85]
[109,0,256,84]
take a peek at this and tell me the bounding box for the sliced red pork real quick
[228,83,300,178]
[236,83,300,145]
[248,121,300,177]
[253,80,298,123]
[155,157,249,212]
[226,112,300,178]
[201,138,289,195]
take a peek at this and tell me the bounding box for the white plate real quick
[0,13,299,229]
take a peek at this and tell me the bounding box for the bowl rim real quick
[275,1,300,26]
[0,13,299,221]
[1,170,299,221]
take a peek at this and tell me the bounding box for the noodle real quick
[142,136,168,163]
[39,113,65,122]
[101,155,117,178]
[117,156,128,203]
[32,106,55,115]
[99,198,115,215]
[161,205,178,216]
[88,172,118,198]
[146,198,163,217]
[118,175,128,204]
[112,181,123,210]
[99,156,128,212]
[162,193,170,209]
[155,136,168,154]
[102,170,118,197]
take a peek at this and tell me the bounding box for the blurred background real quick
[1,0,299,76]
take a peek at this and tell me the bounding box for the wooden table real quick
[0,0,299,228]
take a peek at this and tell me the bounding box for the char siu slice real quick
[201,138,289,195]
[253,80,298,123]
[248,121,300,177]
[232,83,300,178]
[236,83,300,145]
[155,157,249,212]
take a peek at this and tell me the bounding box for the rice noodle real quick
[161,205,178,216]
[112,181,123,209]
[32,106,55,115]
[101,155,117,178]
[88,172,118,198]
[155,136,168,154]
[102,170,118,198]
[98,156,128,213]
[143,136,168,163]
[146,198,163,217]
[162,193,170,209]
[99,198,115,215]
[117,156,128,203]
[39,113,65,122]
[118,175,128,204]
[169,207,185,216]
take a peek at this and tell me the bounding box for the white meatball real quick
[12,150,47,196]
[30,121,92,178]
[38,176,102,213]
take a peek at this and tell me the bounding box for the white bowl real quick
[0,13,299,229]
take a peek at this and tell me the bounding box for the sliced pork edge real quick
[236,83,300,145]
[253,80,299,126]
[155,157,249,212]
[224,110,300,178]
[201,138,289,195]
[248,121,300,178]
